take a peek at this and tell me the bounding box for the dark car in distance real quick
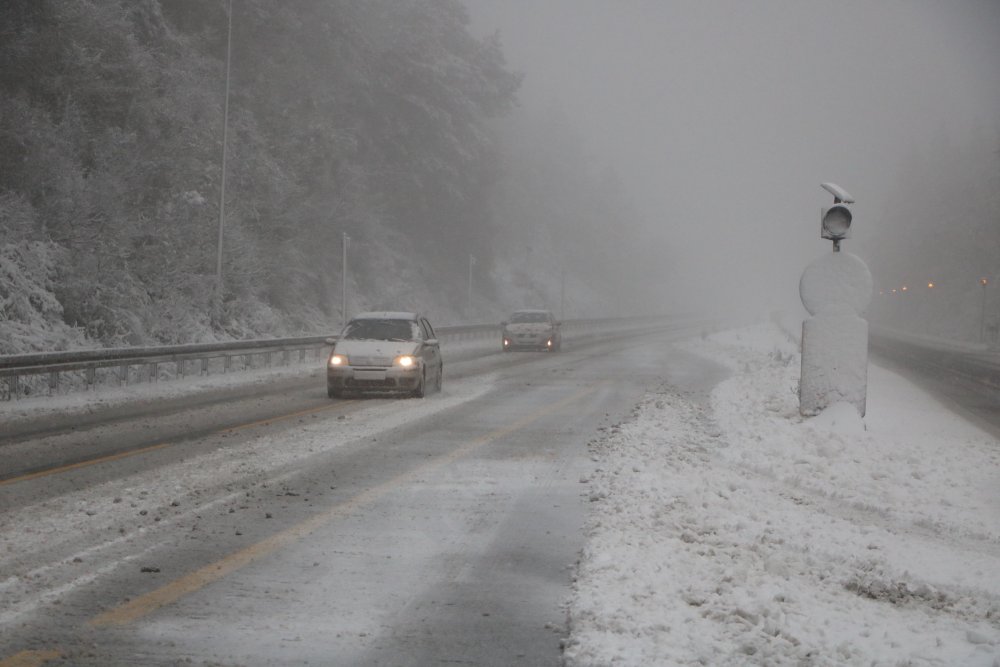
[501,309,562,352]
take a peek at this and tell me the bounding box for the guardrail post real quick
[201,358,209,376]
[86,367,96,390]
[299,349,306,363]
[177,359,185,379]
[150,362,158,383]
[282,350,290,366]
[224,355,231,373]
[49,371,59,396]
[120,363,129,386]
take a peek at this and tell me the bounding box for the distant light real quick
[891,289,897,294]
[927,282,934,289]
[981,277,989,287]
[901,285,908,292]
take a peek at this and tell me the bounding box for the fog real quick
[3,2,998,352]
[466,0,1000,319]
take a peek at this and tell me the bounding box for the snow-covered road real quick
[5,318,994,666]
[0,323,719,666]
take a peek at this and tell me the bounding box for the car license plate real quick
[354,370,386,381]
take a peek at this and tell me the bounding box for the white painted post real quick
[800,185,872,417]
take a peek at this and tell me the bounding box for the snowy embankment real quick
[566,321,1000,666]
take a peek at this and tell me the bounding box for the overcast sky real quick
[465,0,1000,316]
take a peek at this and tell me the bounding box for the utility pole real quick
[342,233,350,328]
[560,266,566,320]
[214,0,233,328]
[467,255,475,320]
[980,278,988,342]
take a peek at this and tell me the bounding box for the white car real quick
[501,309,562,352]
[326,312,443,398]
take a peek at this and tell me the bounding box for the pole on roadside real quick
[560,266,566,320]
[467,255,475,320]
[800,183,871,417]
[342,233,350,329]
[980,278,988,342]
[214,0,233,328]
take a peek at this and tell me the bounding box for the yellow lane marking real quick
[0,650,62,667]
[0,400,358,487]
[89,383,601,627]
[0,442,174,486]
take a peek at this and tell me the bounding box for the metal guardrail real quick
[0,318,656,401]
[0,324,506,401]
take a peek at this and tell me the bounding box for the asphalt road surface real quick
[0,322,727,666]
[869,332,1000,440]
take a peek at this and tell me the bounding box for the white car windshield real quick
[342,319,417,341]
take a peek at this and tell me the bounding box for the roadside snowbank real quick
[566,321,1000,666]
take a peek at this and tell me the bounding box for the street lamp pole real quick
[214,0,233,327]
[342,233,350,328]
[467,255,475,320]
[560,266,566,320]
[980,278,988,342]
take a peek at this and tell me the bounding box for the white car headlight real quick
[394,355,416,368]
[329,354,349,367]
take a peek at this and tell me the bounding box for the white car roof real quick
[350,311,419,321]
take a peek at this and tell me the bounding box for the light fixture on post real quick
[820,182,854,252]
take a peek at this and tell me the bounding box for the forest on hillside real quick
[0,0,661,354]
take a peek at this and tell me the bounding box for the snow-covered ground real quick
[566,321,1000,666]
